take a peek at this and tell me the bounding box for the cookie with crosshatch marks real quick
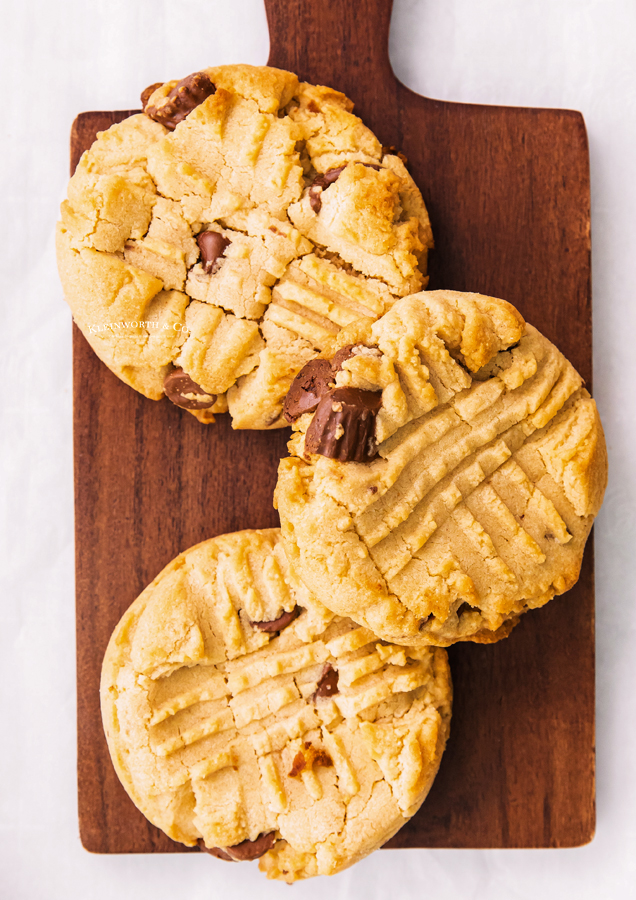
[57,64,433,428]
[100,529,451,882]
[274,290,607,647]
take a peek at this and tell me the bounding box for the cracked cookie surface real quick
[57,65,433,428]
[274,290,607,646]
[100,528,451,882]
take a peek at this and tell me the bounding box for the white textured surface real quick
[1,0,635,896]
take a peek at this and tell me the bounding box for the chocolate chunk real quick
[312,664,339,701]
[321,165,347,185]
[288,751,306,778]
[331,343,381,373]
[145,71,216,130]
[198,833,276,862]
[305,387,382,462]
[140,82,164,109]
[252,606,301,633]
[330,344,356,373]
[197,231,230,274]
[198,840,235,862]
[308,185,323,213]
[283,359,333,423]
[164,368,216,410]
[308,165,347,213]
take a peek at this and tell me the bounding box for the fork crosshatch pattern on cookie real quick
[275,290,607,647]
[57,65,433,429]
[101,529,452,882]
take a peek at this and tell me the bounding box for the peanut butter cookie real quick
[101,529,451,881]
[57,65,433,428]
[275,290,607,646]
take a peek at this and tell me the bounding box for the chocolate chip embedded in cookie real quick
[312,664,339,700]
[144,71,217,130]
[304,387,382,462]
[308,166,346,213]
[251,605,301,633]
[140,82,164,108]
[282,359,333,423]
[196,231,231,275]
[276,289,607,647]
[57,65,434,428]
[100,528,452,883]
[198,840,235,861]
[163,367,216,410]
[199,832,277,862]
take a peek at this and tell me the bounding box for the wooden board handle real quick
[265,0,395,90]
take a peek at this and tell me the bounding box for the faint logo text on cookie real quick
[87,321,190,336]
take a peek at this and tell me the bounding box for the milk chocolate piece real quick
[252,606,301,633]
[305,387,382,462]
[330,343,359,373]
[197,231,230,274]
[308,165,347,212]
[145,71,216,130]
[140,82,163,108]
[198,840,235,861]
[164,368,216,410]
[331,343,381,372]
[198,832,276,862]
[283,358,333,423]
[321,165,347,185]
[312,664,339,700]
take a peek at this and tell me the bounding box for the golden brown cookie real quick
[275,290,607,646]
[101,529,451,881]
[57,65,433,428]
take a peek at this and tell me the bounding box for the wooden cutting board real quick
[72,0,595,853]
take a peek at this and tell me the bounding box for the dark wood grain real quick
[73,0,595,853]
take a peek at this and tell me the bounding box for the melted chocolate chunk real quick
[198,833,276,862]
[198,840,235,861]
[312,664,339,701]
[321,165,347,185]
[308,165,347,213]
[164,368,216,410]
[288,751,307,778]
[252,606,301,633]
[140,82,164,108]
[330,344,356,373]
[199,832,277,862]
[283,358,333,423]
[308,185,322,213]
[305,387,382,462]
[145,71,216,130]
[197,231,230,274]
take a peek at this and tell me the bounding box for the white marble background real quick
[2,0,635,896]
